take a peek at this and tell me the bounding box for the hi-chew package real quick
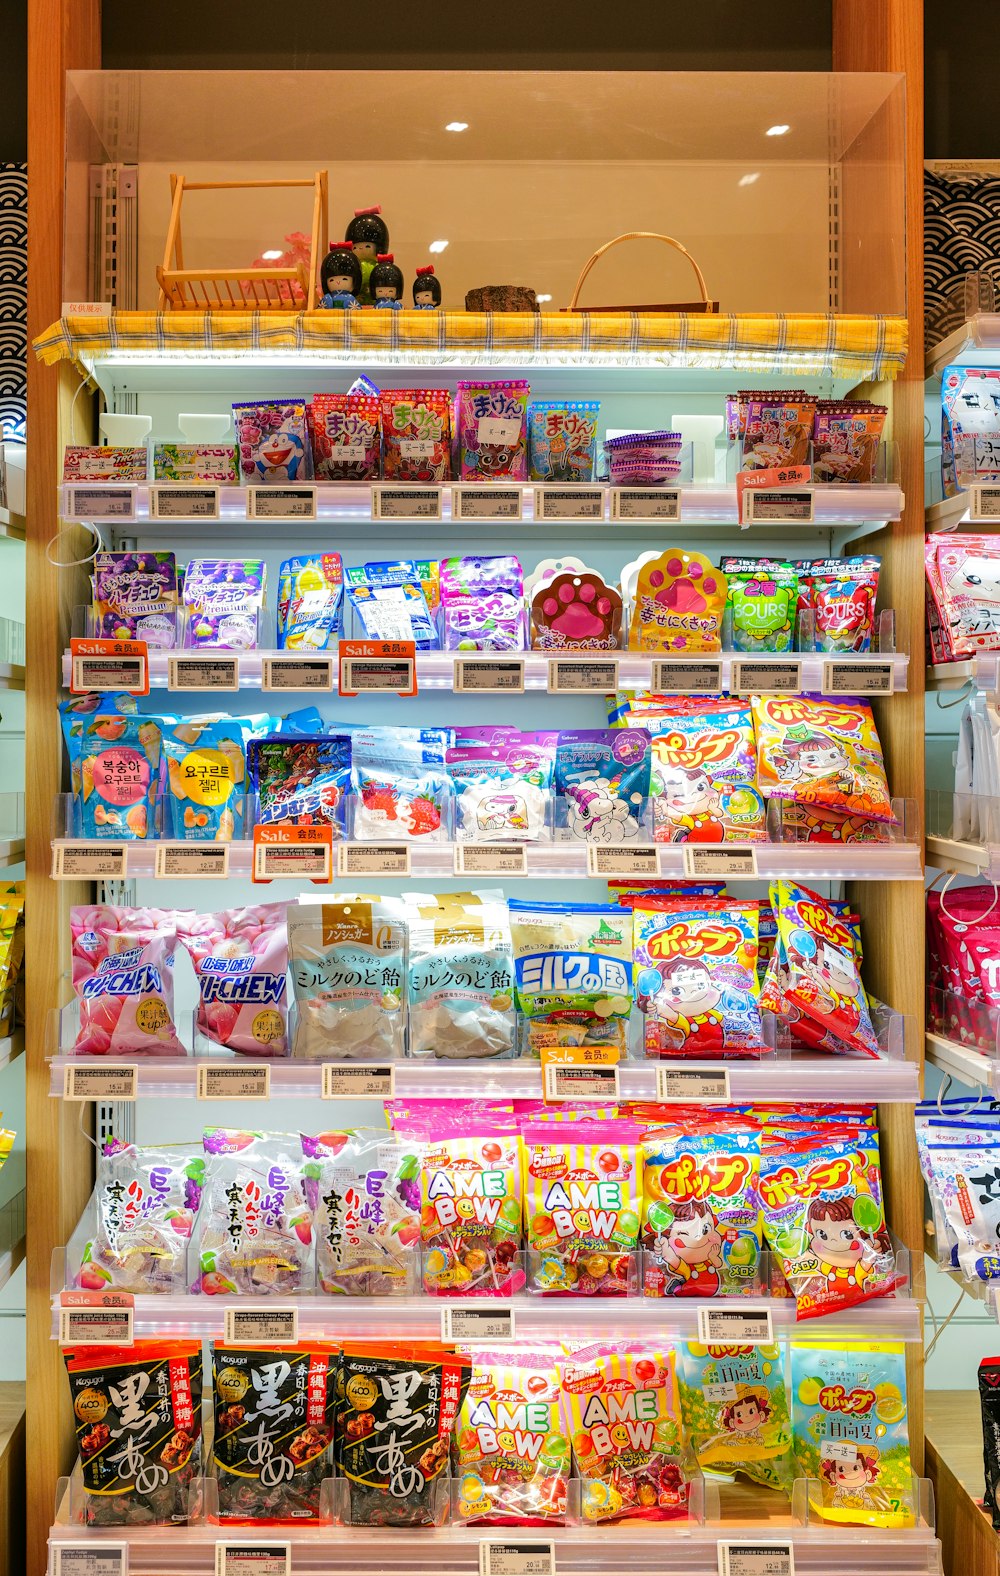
[752,695,894,823]
[233,398,312,482]
[71,904,185,1056]
[509,902,633,1056]
[632,899,765,1058]
[420,1125,523,1296]
[287,899,406,1060]
[194,1129,312,1295]
[455,1349,570,1526]
[212,1341,337,1523]
[676,1341,792,1491]
[72,712,162,840]
[93,551,179,646]
[555,729,652,844]
[528,402,599,483]
[641,1127,762,1297]
[405,890,515,1059]
[79,1139,203,1294]
[302,1128,421,1294]
[522,1121,643,1295]
[182,559,266,650]
[307,392,380,481]
[277,555,344,650]
[176,903,289,1058]
[560,1346,688,1523]
[379,389,452,482]
[456,380,529,481]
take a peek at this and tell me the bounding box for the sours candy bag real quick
[790,1339,913,1528]
[405,890,516,1060]
[439,556,526,652]
[794,556,880,654]
[647,707,766,844]
[560,1346,687,1524]
[233,398,311,481]
[177,903,289,1058]
[93,550,179,647]
[351,727,451,840]
[74,712,162,840]
[751,695,894,823]
[640,1128,763,1297]
[212,1342,338,1523]
[419,1126,523,1296]
[979,1358,1000,1529]
[182,559,266,650]
[454,1350,570,1526]
[248,735,352,832]
[287,899,406,1060]
[162,717,249,841]
[521,1121,643,1295]
[508,902,633,1056]
[770,880,879,1057]
[71,904,185,1056]
[65,1341,203,1527]
[302,1128,421,1295]
[632,899,765,1058]
[676,1341,793,1492]
[554,729,652,845]
[79,1140,203,1295]
[719,557,798,654]
[456,380,530,481]
[277,555,344,650]
[449,736,555,843]
[307,391,380,480]
[194,1129,312,1295]
[528,402,600,482]
[379,388,452,482]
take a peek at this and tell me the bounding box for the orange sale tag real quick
[736,464,811,523]
[70,636,149,696]
[338,639,417,697]
[252,822,333,883]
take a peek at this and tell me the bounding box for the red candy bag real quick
[176,903,289,1057]
[71,904,185,1057]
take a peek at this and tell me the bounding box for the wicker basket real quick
[563,231,718,314]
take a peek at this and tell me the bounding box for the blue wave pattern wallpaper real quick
[0,165,26,442]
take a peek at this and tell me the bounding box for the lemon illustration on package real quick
[676,1341,793,1492]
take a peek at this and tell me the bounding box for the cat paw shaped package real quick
[627,551,727,653]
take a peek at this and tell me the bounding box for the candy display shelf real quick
[924,836,992,878]
[926,314,1000,378]
[926,657,996,692]
[924,1030,1000,1094]
[925,493,970,529]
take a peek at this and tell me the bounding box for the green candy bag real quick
[721,557,798,653]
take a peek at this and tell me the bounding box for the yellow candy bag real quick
[751,695,894,823]
[677,1341,793,1491]
[522,1122,643,1295]
[628,552,727,653]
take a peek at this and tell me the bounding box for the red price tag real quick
[338,639,417,698]
[252,822,333,883]
[70,636,149,696]
[736,464,811,523]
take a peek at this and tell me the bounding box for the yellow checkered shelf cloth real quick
[34,310,908,379]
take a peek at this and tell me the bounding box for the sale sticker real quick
[70,638,148,696]
[252,824,332,882]
[339,639,417,697]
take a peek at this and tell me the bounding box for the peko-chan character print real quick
[821,1444,882,1509]
[654,1197,723,1295]
[654,956,725,1054]
[719,1384,772,1444]
[806,1195,892,1295]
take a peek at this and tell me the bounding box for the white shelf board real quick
[926,314,1000,377]
[925,1031,998,1092]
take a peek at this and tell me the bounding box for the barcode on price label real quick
[54,1544,129,1576]
[63,1064,137,1101]
[338,844,411,877]
[454,658,526,693]
[154,843,230,879]
[547,658,620,693]
[247,486,317,519]
[821,660,894,696]
[322,1064,396,1099]
[717,1541,794,1576]
[610,487,681,520]
[215,1543,292,1576]
[743,488,814,524]
[650,660,722,694]
[534,488,604,521]
[58,1307,135,1347]
[543,1063,620,1103]
[453,487,523,520]
[697,1307,775,1344]
[150,485,220,519]
[586,844,659,878]
[167,655,240,691]
[224,1308,298,1346]
[52,843,128,880]
[971,485,1000,520]
[479,1540,556,1576]
[372,486,442,520]
[682,846,759,878]
[261,657,334,692]
[455,843,528,876]
[732,660,801,694]
[656,1067,731,1101]
[197,1065,271,1100]
[442,1307,515,1341]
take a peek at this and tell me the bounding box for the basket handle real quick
[568,231,710,310]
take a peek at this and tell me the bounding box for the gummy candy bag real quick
[719,557,797,654]
[508,902,633,1056]
[751,695,894,823]
[555,729,652,844]
[560,1345,688,1523]
[676,1341,793,1491]
[405,891,515,1059]
[419,1125,524,1296]
[632,899,765,1058]
[352,727,451,840]
[93,550,179,647]
[528,401,599,483]
[162,717,249,841]
[456,380,529,481]
[455,1350,570,1525]
[530,564,623,652]
[522,1121,643,1295]
[640,1128,762,1297]
[627,551,727,653]
[287,899,406,1060]
[923,1141,1000,1283]
[449,736,555,843]
[73,712,162,840]
[770,880,879,1057]
[790,1339,913,1528]
[248,735,352,832]
[647,707,766,844]
[439,556,526,652]
[277,554,344,650]
[71,904,185,1056]
[177,904,289,1058]
[379,388,452,482]
[79,1140,204,1294]
[195,1129,312,1295]
[182,559,266,650]
[233,398,311,482]
[307,391,380,481]
[794,556,879,654]
[60,692,138,796]
[301,1127,421,1294]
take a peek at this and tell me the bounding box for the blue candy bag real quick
[248,735,352,831]
[73,713,163,840]
[555,728,652,843]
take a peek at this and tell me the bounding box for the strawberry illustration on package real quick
[769,881,879,1058]
[751,695,893,823]
[632,899,765,1059]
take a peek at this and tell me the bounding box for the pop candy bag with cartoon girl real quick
[71,904,186,1056]
[419,1125,524,1296]
[770,880,879,1057]
[176,903,289,1057]
[455,1350,570,1526]
[633,899,765,1059]
[508,902,633,1056]
[759,1124,897,1319]
[73,712,162,840]
[676,1341,793,1491]
[648,709,766,844]
[790,1339,914,1528]
[559,1344,688,1523]
[449,736,555,843]
[752,695,894,823]
[641,1128,762,1298]
[194,1128,312,1295]
[79,1139,204,1294]
[555,729,652,845]
[522,1122,643,1295]
[287,899,406,1060]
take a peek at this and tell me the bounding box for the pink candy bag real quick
[176,903,289,1057]
[71,905,185,1056]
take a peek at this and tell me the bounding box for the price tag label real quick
[252,824,333,882]
[743,488,814,525]
[149,484,220,519]
[442,1307,516,1341]
[54,1545,129,1576]
[63,1064,137,1101]
[717,1542,794,1576]
[656,1066,731,1101]
[547,658,620,693]
[339,639,417,697]
[971,485,1000,520]
[197,1064,271,1100]
[732,659,802,694]
[338,843,412,877]
[224,1309,299,1347]
[67,485,137,521]
[697,1306,775,1345]
[650,659,723,694]
[372,486,443,520]
[479,1541,556,1576]
[821,660,895,696]
[58,1297,135,1347]
[610,487,681,521]
[543,1062,620,1103]
[534,487,604,521]
[585,844,659,879]
[52,843,128,880]
[682,846,759,878]
[167,654,240,691]
[215,1542,292,1576]
[247,486,317,520]
[455,842,529,876]
[454,658,525,693]
[322,1063,396,1099]
[70,638,148,696]
[154,843,230,879]
[261,656,334,692]
[453,486,523,521]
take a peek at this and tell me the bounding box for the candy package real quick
[922,1140,1000,1283]
[73,712,162,840]
[93,551,179,646]
[530,565,623,652]
[741,397,815,469]
[641,1127,762,1297]
[439,556,526,652]
[795,557,880,654]
[628,552,727,653]
[790,1339,913,1528]
[603,431,683,487]
[277,555,344,650]
[811,404,886,483]
[177,904,289,1058]
[287,899,406,1060]
[79,1140,203,1294]
[449,736,555,844]
[351,727,451,840]
[676,1341,792,1491]
[65,1341,203,1525]
[456,381,529,481]
[555,729,651,844]
[162,717,249,841]
[560,1346,687,1523]
[751,695,894,823]
[420,1127,523,1296]
[194,1129,312,1295]
[302,1128,421,1294]
[522,1122,643,1295]
[63,445,148,482]
[726,390,810,445]
[719,557,797,653]
[336,1343,472,1526]
[212,1342,338,1522]
[405,891,515,1059]
[60,692,138,795]
[940,366,1000,491]
[346,562,437,648]
[307,392,380,481]
[633,899,765,1058]
[379,389,452,482]
[925,533,1000,661]
[509,902,633,1056]
[647,708,766,844]
[71,904,185,1056]
[455,1351,570,1525]
[769,881,879,1057]
[248,735,351,831]
[182,559,266,650]
[980,1358,1000,1529]
[528,402,599,483]
[152,443,237,483]
[233,398,312,482]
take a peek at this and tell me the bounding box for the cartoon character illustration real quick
[566,780,637,844]
[477,442,516,477]
[943,552,1000,643]
[820,1445,881,1508]
[788,936,864,1034]
[655,765,725,842]
[257,426,307,481]
[806,1196,891,1292]
[653,1198,722,1295]
[718,1384,772,1443]
[774,729,855,794]
[653,957,725,1054]
[477,793,528,833]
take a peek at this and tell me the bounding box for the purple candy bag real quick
[182,559,266,650]
[93,551,179,647]
[439,556,526,651]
